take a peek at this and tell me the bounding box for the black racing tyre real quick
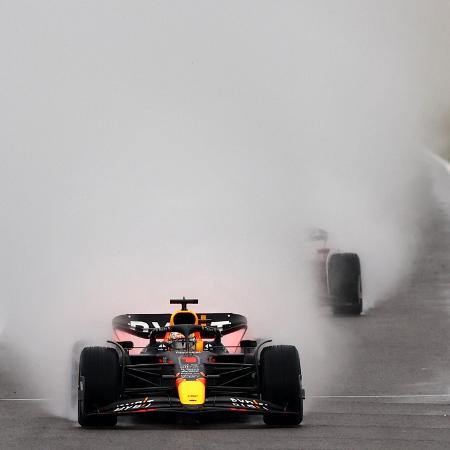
[78,346,120,427]
[328,253,363,315]
[260,345,303,426]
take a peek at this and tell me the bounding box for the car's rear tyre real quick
[78,346,120,427]
[260,345,303,426]
[328,253,363,315]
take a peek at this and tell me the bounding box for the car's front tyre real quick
[78,346,120,427]
[259,345,303,426]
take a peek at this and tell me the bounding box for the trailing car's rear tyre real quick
[328,253,363,315]
[260,345,303,426]
[78,346,120,427]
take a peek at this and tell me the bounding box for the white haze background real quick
[0,1,449,417]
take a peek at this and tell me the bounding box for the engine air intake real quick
[171,311,198,325]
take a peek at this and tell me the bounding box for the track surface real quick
[1,162,450,450]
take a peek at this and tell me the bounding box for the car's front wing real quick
[91,396,297,416]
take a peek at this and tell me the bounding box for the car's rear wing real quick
[112,313,247,339]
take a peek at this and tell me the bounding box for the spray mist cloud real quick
[0,1,449,417]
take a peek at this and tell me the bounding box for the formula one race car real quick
[310,228,363,315]
[76,298,305,427]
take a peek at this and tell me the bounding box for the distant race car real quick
[75,298,305,427]
[310,228,363,315]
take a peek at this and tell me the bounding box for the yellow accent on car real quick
[177,380,205,405]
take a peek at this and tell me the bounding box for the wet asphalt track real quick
[1,161,450,450]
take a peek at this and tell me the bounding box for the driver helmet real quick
[167,332,196,351]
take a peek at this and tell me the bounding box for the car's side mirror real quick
[240,339,257,348]
[117,340,134,350]
[199,328,218,340]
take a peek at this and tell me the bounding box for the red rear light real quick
[181,356,197,363]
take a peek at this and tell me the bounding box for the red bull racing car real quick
[76,298,305,427]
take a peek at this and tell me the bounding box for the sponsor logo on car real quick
[113,397,154,412]
[230,397,269,410]
[129,319,232,332]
